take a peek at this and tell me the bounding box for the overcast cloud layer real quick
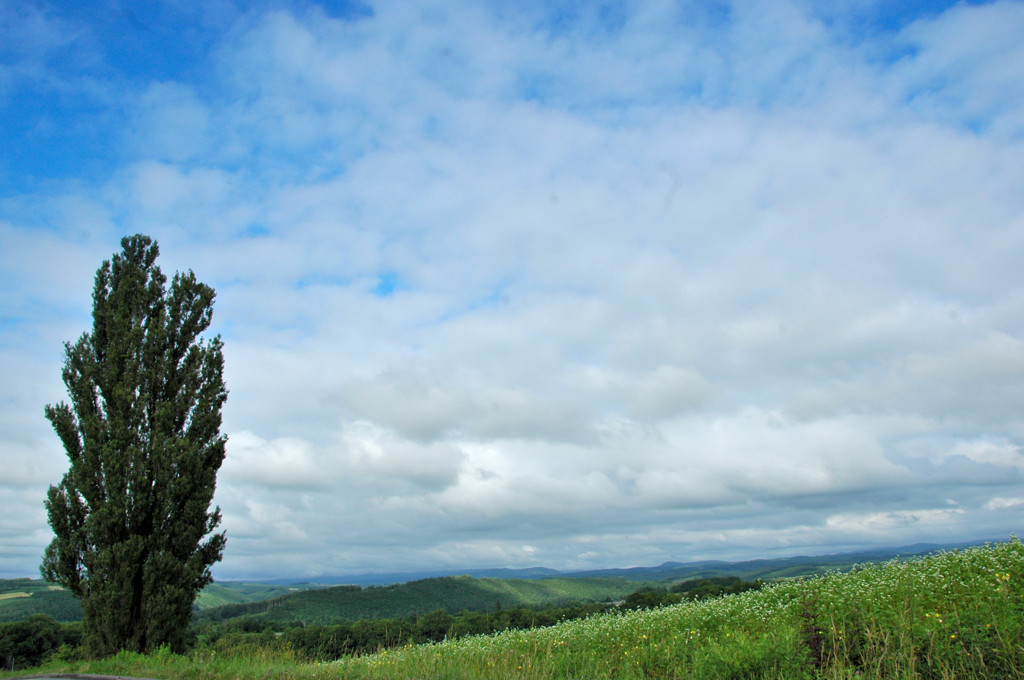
[2,0,1023,580]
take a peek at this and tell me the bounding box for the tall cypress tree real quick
[42,235,228,655]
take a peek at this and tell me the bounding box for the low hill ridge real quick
[193,575,639,625]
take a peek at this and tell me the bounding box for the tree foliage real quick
[42,235,228,656]
[0,614,65,670]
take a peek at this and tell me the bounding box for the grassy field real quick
[7,538,1022,680]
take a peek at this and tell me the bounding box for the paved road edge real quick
[5,674,161,680]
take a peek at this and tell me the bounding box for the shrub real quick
[0,614,64,670]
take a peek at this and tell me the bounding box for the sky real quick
[1,0,1023,582]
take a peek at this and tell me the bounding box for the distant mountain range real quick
[253,538,995,586]
[258,566,563,587]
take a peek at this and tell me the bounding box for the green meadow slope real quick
[194,582,316,610]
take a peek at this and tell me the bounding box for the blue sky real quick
[2,0,1023,580]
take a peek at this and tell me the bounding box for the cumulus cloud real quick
[943,439,1024,470]
[223,431,332,489]
[825,508,967,536]
[985,497,1024,512]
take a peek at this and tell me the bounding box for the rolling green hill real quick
[195,575,644,625]
[0,579,81,623]
[193,582,318,610]
[0,579,313,623]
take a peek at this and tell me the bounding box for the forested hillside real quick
[0,580,81,623]
[194,583,318,609]
[194,576,642,625]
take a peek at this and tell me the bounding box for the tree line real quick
[192,576,639,626]
[198,602,609,659]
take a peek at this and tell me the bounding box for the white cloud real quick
[341,421,465,491]
[222,431,331,489]
[825,508,966,536]
[943,439,1024,470]
[985,497,1024,512]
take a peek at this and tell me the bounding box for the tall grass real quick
[8,538,1022,680]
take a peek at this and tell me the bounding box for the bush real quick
[0,614,65,669]
[621,586,682,610]
[671,576,765,601]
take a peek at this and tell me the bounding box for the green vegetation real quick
[0,615,68,669]
[195,576,642,625]
[616,577,764,611]
[193,600,621,660]
[5,538,1021,679]
[0,579,57,597]
[0,589,82,624]
[0,580,81,623]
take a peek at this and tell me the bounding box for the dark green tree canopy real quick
[43,234,228,655]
